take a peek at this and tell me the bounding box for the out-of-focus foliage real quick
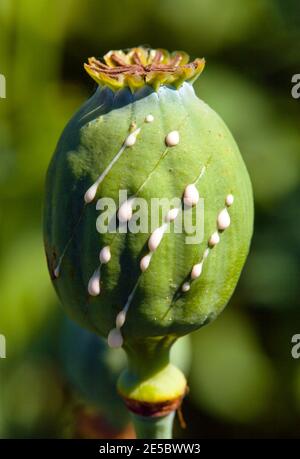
[195,69,300,206]
[0,0,299,439]
[189,309,274,423]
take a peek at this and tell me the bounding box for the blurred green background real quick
[0,0,300,439]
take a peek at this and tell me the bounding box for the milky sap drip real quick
[88,267,101,296]
[84,127,141,204]
[107,278,140,348]
[182,194,234,293]
[165,130,180,147]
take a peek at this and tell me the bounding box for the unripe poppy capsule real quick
[44,47,253,434]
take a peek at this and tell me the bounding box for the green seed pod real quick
[44,47,253,436]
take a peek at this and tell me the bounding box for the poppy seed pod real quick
[44,47,253,437]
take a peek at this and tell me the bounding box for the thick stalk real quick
[118,337,186,406]
[117,337,186,439]
[130,412,175,439]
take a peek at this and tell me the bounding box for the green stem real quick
[118,337,186,405]
[124,336,175,379]
[130,411,175,439]
[117,337,186,439]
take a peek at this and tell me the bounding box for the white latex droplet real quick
[84,183,98,203]
[184,184,199,207]
[107,328,123,348]
[225,194,234,206]
[209,231,220,247]
[191,262,203,280]
[165,130,180,147]
[118,198,135,223]
[99,246,111,264]
[116,311,126,328]
[148,225,167,252]
[145,114,154,123]
[88,269,101,296]
[125,128,141,147]
[140,253,152,272]
[217,208,231,231]
[165,208,179,223]
[182,282,191,292]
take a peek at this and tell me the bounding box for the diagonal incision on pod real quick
[53,206,86,278]
[112,121,186,225]
[53,121,142,277]
[111,208,180,347]
[84,125,141,204]
[107,278,141,348]
[54,113,156,278]
[86,118,182,294]
[88,119,187,296]
[55,103,191,283]
[181,194,235,293]
[109,165,207,346]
